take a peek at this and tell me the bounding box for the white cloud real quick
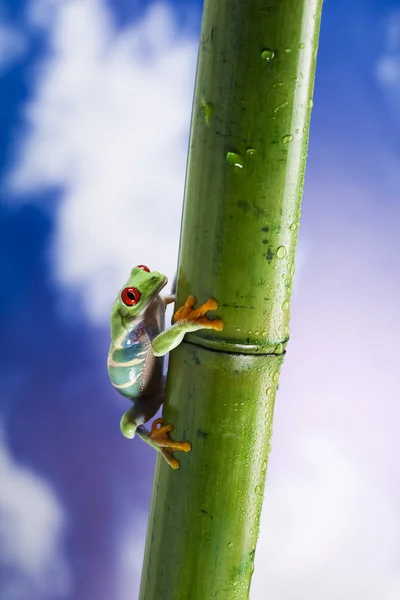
[377,55,400,85]
[375,10,400,122]
[117,510,148,600]
[8,0,197,322]
[0,12,27,73]
[0,423,70,599]
[252,435,400,600]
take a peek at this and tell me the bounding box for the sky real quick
[0,1,399,599]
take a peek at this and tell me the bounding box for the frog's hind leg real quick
[149,418,191,470]
[150,417,165,432]
[149,418,176,440]
[137,418,191,470]
[120,405,144,439]
[120,395,163,440]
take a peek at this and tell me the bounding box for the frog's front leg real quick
[152,295,223,357]
[147,295,223,469]
[162,293,176,306]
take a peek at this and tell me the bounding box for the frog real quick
[107,265,223,469]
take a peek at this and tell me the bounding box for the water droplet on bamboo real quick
[299,42,305,49]
[266,387,272,396]
[255,485,261,494]
[228,542,233,548]
[226,152,243,169]
[277,246,287,258]
[289,222,298,231]
[282,300,290,311]
[285,47,291,53]
[273,371,279,383]
[274,100,288,113]
[308,98,314,109]
[246,147,256,155]
[261,48,275,61]
[200,101,214,124]
[282,134,293,143]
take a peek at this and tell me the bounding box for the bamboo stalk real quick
[139,1,323,598]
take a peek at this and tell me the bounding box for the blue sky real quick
[1,1,399,599]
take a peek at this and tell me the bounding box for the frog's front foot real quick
[148,418,191,470]
[173,295,224,331]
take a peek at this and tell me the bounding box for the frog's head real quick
[111,265,167,324]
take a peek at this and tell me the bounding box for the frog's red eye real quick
[121,287,141,306]
[137,265,150,272]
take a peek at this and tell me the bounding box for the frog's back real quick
[107,320,163,400]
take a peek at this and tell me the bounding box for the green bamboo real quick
[139,1,322,598]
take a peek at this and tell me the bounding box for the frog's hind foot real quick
[173,295,223,331]
[149,418,191,470]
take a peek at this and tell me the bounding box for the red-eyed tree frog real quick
[107,265,223,469]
